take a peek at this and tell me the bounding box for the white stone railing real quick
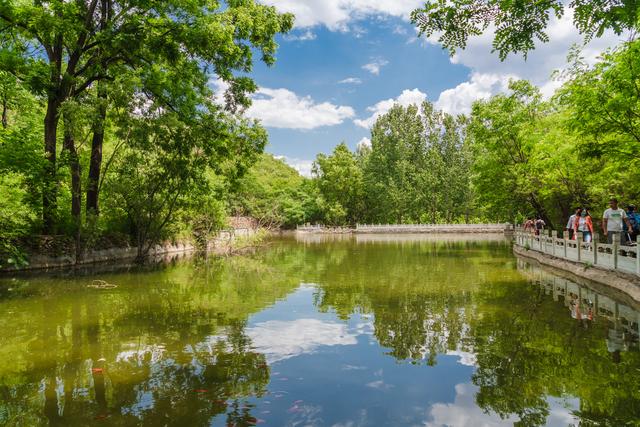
[355,223,508,229]
[297,223,512,233]
[355,223,510,233]
[514,227,640,276]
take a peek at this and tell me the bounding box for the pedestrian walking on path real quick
[566,207,581,240]
[573,209,593,242]
[603,198,633,245]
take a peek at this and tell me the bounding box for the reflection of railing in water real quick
[514,227,640,276]
[517,259,640,353]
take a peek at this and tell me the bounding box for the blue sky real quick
[233,1,627,176]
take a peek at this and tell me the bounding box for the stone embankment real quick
[1,218,259,273]
[514,228,640,301]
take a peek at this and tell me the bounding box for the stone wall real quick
[1,227,258,273]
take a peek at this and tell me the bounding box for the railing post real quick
[613,238,619,270]
[593,234,598,266]
[551,231,557,256]
[563,233,568,258]
[577,233,583,262]
[539,232,543,251]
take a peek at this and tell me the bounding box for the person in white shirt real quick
[603,198,633,244]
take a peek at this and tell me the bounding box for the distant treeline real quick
[238,40,640,230]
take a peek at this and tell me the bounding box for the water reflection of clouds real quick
[246,319,358,363]
[365,380,394,390]
[116,344,166,364]
[445,350,477,367]
[425,383,579,427]
[425,383,519,426]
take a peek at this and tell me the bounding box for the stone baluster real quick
[577,233,583,262]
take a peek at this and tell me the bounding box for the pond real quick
[0,234,639,426]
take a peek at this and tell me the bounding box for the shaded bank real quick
[1,227,261,273]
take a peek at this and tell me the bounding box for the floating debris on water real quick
[88,280,118,289]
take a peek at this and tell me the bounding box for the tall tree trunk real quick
[86,83,106,218]
[63,114,82,261]
[529,193,553,230]
[1,97,7,129]
[86,0,110,218]
[43,97,60,234]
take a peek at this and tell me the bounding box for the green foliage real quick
[0,172,35,267]
[412,0,638,60]
[558,40,640,204]
[0,0,292,239]
[0,0,292,261]
[313,143,365,225]
[106,105,265,259]
[364,102,475,224]
[469,80,551,223]
[467,40,640,228]
[230,153,318,229]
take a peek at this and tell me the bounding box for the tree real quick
[365,104,426,223]
[229,154,318,229]
[0,0,293,233]
[468,80,555,225]
[363,102,474,224]
[0,172,35,267]
[558,40,640,172]
[313,143,365,225]
[411,0,639,60]
[107,103,266,260]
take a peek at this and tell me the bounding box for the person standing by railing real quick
[573,209,593,242]
[524,217,535,233]
[534,217,546,236]
[603,198,633,245]
[623,205,640,244]
[566,207,581,240]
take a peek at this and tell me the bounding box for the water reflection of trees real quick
[303,239,640,425]
[0,253,304,426]
[2,239,640,426]
[306,239,512,363]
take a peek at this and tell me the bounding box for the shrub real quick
[0,172,36,267]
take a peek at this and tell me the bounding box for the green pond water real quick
[1,234,639,426]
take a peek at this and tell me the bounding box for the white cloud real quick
[393,25,408,35]
[362,58,389,75]
[357,137,371,150]
[259,0,423,30]
[425,383,519,427]
[275,156,314,178]
[284,29,317,41]
[246,319,358,363]
[434,72,516,116]
[339,77,363,85]
[426,8,627,107]
[425,383,579,427]
[209,77,229,106]
[366,380,394,390]
[354,88,427,128]
[444,10,624,85]
[246,87,355,130]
